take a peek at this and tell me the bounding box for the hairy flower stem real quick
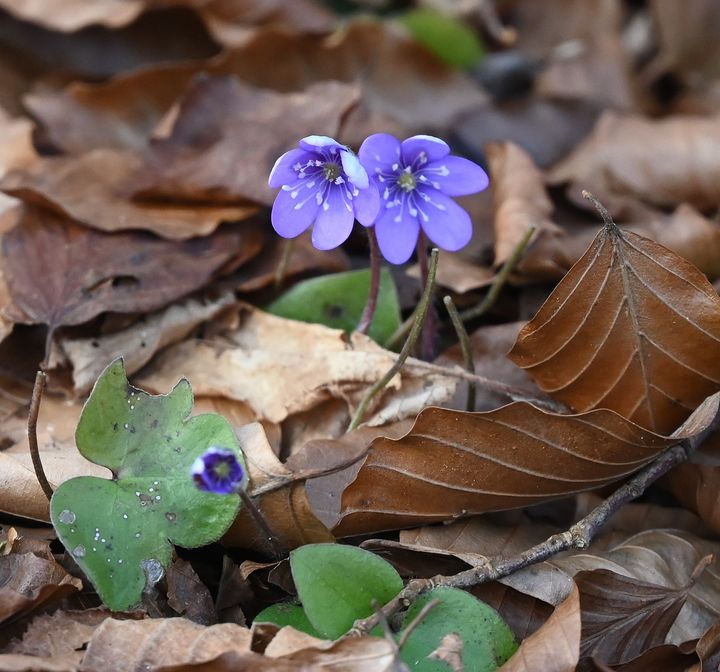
[347,249,440,432]
[357,227,381,335]
[28,369,53,501]
[443,296,476,411]
[347,439,696,638]
[460,225,536,323]
[274,238,296,289]
[417,233,438,360]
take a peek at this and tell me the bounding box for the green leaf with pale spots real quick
[50,359,246,611]
[266,268,401,346]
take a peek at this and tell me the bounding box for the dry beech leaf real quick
[1,206,253,330]
[80,617,252,672]
[130,77,360,207]
[498,584,581,672]
[0,395,107,522]
[24,21,484,154]
[137,306,454,424]
[0,0,144,31]
[508,220,720,434]
[0,553,83,626]
[55,292,237,395]
[487,142,562,274]
[324,392,720,537]
[0,149,259,240]
[0,108,37,179]
[167,558,217,625]
[576,565,706,665]
[548,112,720,211]
[223,423,334,550]
[193,0,335,48]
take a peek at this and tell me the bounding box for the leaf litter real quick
[3,1,720,670]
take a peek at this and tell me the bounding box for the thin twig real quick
[357,227,382,335]
[348,441,691,636]
[443,296,476,412]
[401,357,568,413]
[348,249,440,432]
[238,489,287,560]
[460,226,536,323]
[28,370,53,501]
[274,238,296,289]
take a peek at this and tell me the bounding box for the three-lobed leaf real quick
[50,359,246,611]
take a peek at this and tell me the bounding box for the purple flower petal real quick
[375,198,420,264]
[271,184,321,238]
[191,447,244,495]
[417,156,489,197]
[340,150,369,189]
[268,148,313,188]
[359,133,402,176]
[353,181,380,226]
[416,187,473,252]
[401,135,450,167]
[311,187,354,250]
[299,135,344,154]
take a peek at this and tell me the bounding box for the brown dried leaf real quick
[1,206,253,330]
[548,112,720,211]
[0,109,37,179]
[25,21,484,154]
[0,395,107,522]
[576,566,702,665]
[0,553,83,626]
[330,403,677,537]
[80,617,252,672]
[167,558,217,625]
[0,149,258,240]
[130,77,360,207]
[54,292,237,395]
[498,584,581,672]
[508,221,720,434]
[487,142,562,272]
[0,0,144,31]
[137,306,454,424]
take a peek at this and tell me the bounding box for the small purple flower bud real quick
[268,135,380,251]
[191,447,244,495]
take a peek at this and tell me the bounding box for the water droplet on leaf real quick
[58,510,76,524]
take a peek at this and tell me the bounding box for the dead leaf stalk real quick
[460,225,536,323]
[348,441,691,637]
[357,226,381,335]
[348,248,440,431]
[28,369,53,501]
[443,296,476,411]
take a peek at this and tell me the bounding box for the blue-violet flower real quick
[191,447,244,495]
[358,134,489,264]
[269,135,380,250]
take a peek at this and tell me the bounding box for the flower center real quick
[323,162,341,181]
[213,460,232,479]
[397,171,417,192]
